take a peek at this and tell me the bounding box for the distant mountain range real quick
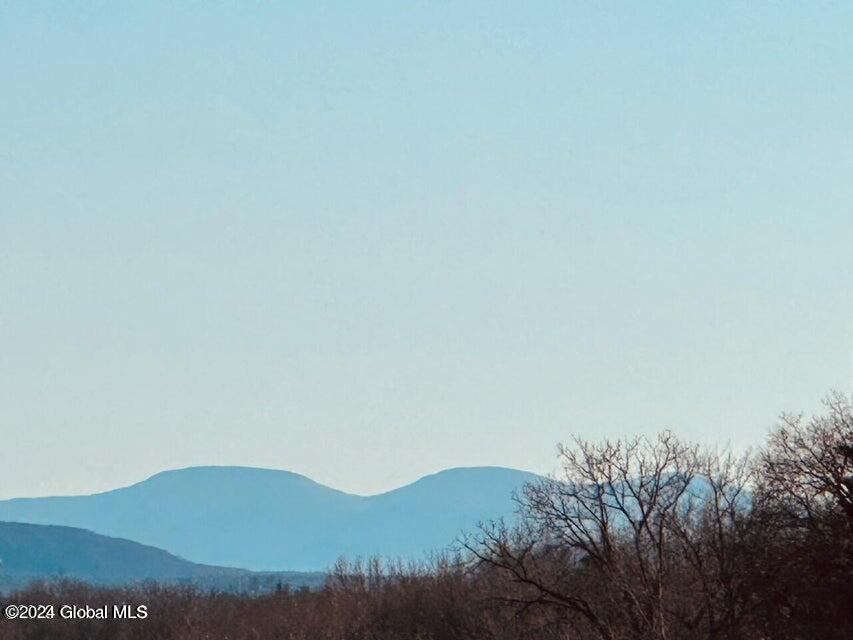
[0,466,537,571]
[0,521,324,593]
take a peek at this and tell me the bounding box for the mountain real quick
[0,521,324,593]
[0,466,537,571]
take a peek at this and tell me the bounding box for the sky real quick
[1,2,851,499]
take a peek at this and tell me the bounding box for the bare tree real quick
[747,393,853,639]
[668,448,754,638]
[467,432,755,640]
[758,392,853,524]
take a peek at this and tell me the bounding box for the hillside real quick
[0,521,324,592]
[0,466,537,571]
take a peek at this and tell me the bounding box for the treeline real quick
[1,394,850,640]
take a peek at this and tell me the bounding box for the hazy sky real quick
[2,2,851,499]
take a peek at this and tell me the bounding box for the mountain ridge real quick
[4,465,532,501]
[0,520,325,593]
[0,465,538,572]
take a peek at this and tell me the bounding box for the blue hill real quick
[0,521,324,593]
[0,466,537,571]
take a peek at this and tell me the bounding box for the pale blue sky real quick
[1,2,851,498]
